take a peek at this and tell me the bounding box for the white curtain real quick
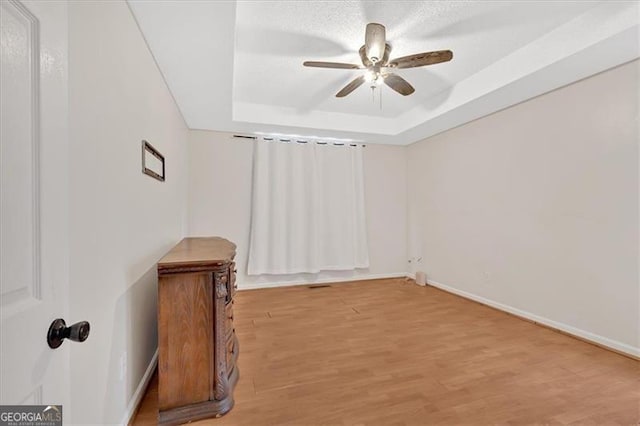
[247,140,369,275]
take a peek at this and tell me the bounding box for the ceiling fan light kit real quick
[303,22,453,99]
[364,69,383,84]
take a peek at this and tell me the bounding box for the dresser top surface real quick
[158,237,236,272]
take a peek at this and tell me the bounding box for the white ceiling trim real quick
[232,102,403,135]
[395,2,640,135]
[400,26,640,144]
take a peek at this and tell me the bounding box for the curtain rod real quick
[232,134,365,147]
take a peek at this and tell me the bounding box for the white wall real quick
[188,131,407,288]
[407,60,639,355]
[68,1,188,423]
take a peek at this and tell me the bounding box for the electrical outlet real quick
[119,352,127,381]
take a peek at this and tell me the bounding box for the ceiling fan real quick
[303,23,453,98]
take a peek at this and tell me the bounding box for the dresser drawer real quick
[229,263,237,299]
[225,302,234,339]
[226,334,238,374]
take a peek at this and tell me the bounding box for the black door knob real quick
[47,318,90,349]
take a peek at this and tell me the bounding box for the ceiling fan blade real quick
[359,46,372,68]
[388,50,453,69]
[336,75,365,98]
[384,73,415,96]
[303,61,361,69]
[365,23,386,63]
[381,43,392,66]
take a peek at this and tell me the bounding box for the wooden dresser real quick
[156,237,239,425]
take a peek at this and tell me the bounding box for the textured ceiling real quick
[128,0,639,145]
[234,1,593,117]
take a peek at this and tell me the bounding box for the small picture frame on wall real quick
[142,140,165,182]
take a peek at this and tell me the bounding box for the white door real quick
[1,0,70,414]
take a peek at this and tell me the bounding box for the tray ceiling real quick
[128,1,639,145]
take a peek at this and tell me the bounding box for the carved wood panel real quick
[213,271,229,400]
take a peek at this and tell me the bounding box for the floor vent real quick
[308,284,331,289]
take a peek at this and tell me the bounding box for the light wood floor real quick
[132,279,639,425]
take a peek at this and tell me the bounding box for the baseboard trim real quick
[123,348,158,426]
[408,275,639,360]
[238,272,408,290]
